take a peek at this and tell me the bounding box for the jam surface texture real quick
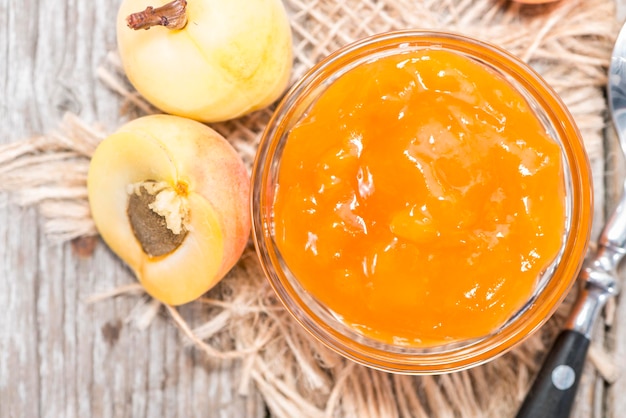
[272,49,566,346]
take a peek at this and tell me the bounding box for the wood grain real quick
[0,1,264,417]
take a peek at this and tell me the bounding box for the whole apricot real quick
[87,114,251,305]
[116,0,293,123]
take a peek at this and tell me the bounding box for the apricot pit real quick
[127,180,189,257]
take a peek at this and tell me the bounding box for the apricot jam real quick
[272,49,566,346]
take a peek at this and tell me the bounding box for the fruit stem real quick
[126,0,188,31]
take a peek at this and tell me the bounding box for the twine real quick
[0,0,619,416]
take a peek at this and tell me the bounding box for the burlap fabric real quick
[0,0,619,416]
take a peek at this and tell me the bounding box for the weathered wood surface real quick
[0,1,265,417]
[1,1,625,417]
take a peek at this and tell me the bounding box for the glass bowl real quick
[251,30,593,374]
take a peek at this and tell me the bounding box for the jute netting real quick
[0,0,618,416]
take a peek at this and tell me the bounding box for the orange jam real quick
[272,49,565,346]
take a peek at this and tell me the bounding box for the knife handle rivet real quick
[551,365,576,391]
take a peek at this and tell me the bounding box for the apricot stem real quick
[126,0,188,31]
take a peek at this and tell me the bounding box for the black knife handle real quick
[515,329,590,418]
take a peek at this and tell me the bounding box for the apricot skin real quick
[116,0,293,123]
[87,114,251,305]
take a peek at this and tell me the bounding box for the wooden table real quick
[1,1,625,417]
[0,1,265,416]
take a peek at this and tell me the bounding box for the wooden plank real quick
[0,0,265,417]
